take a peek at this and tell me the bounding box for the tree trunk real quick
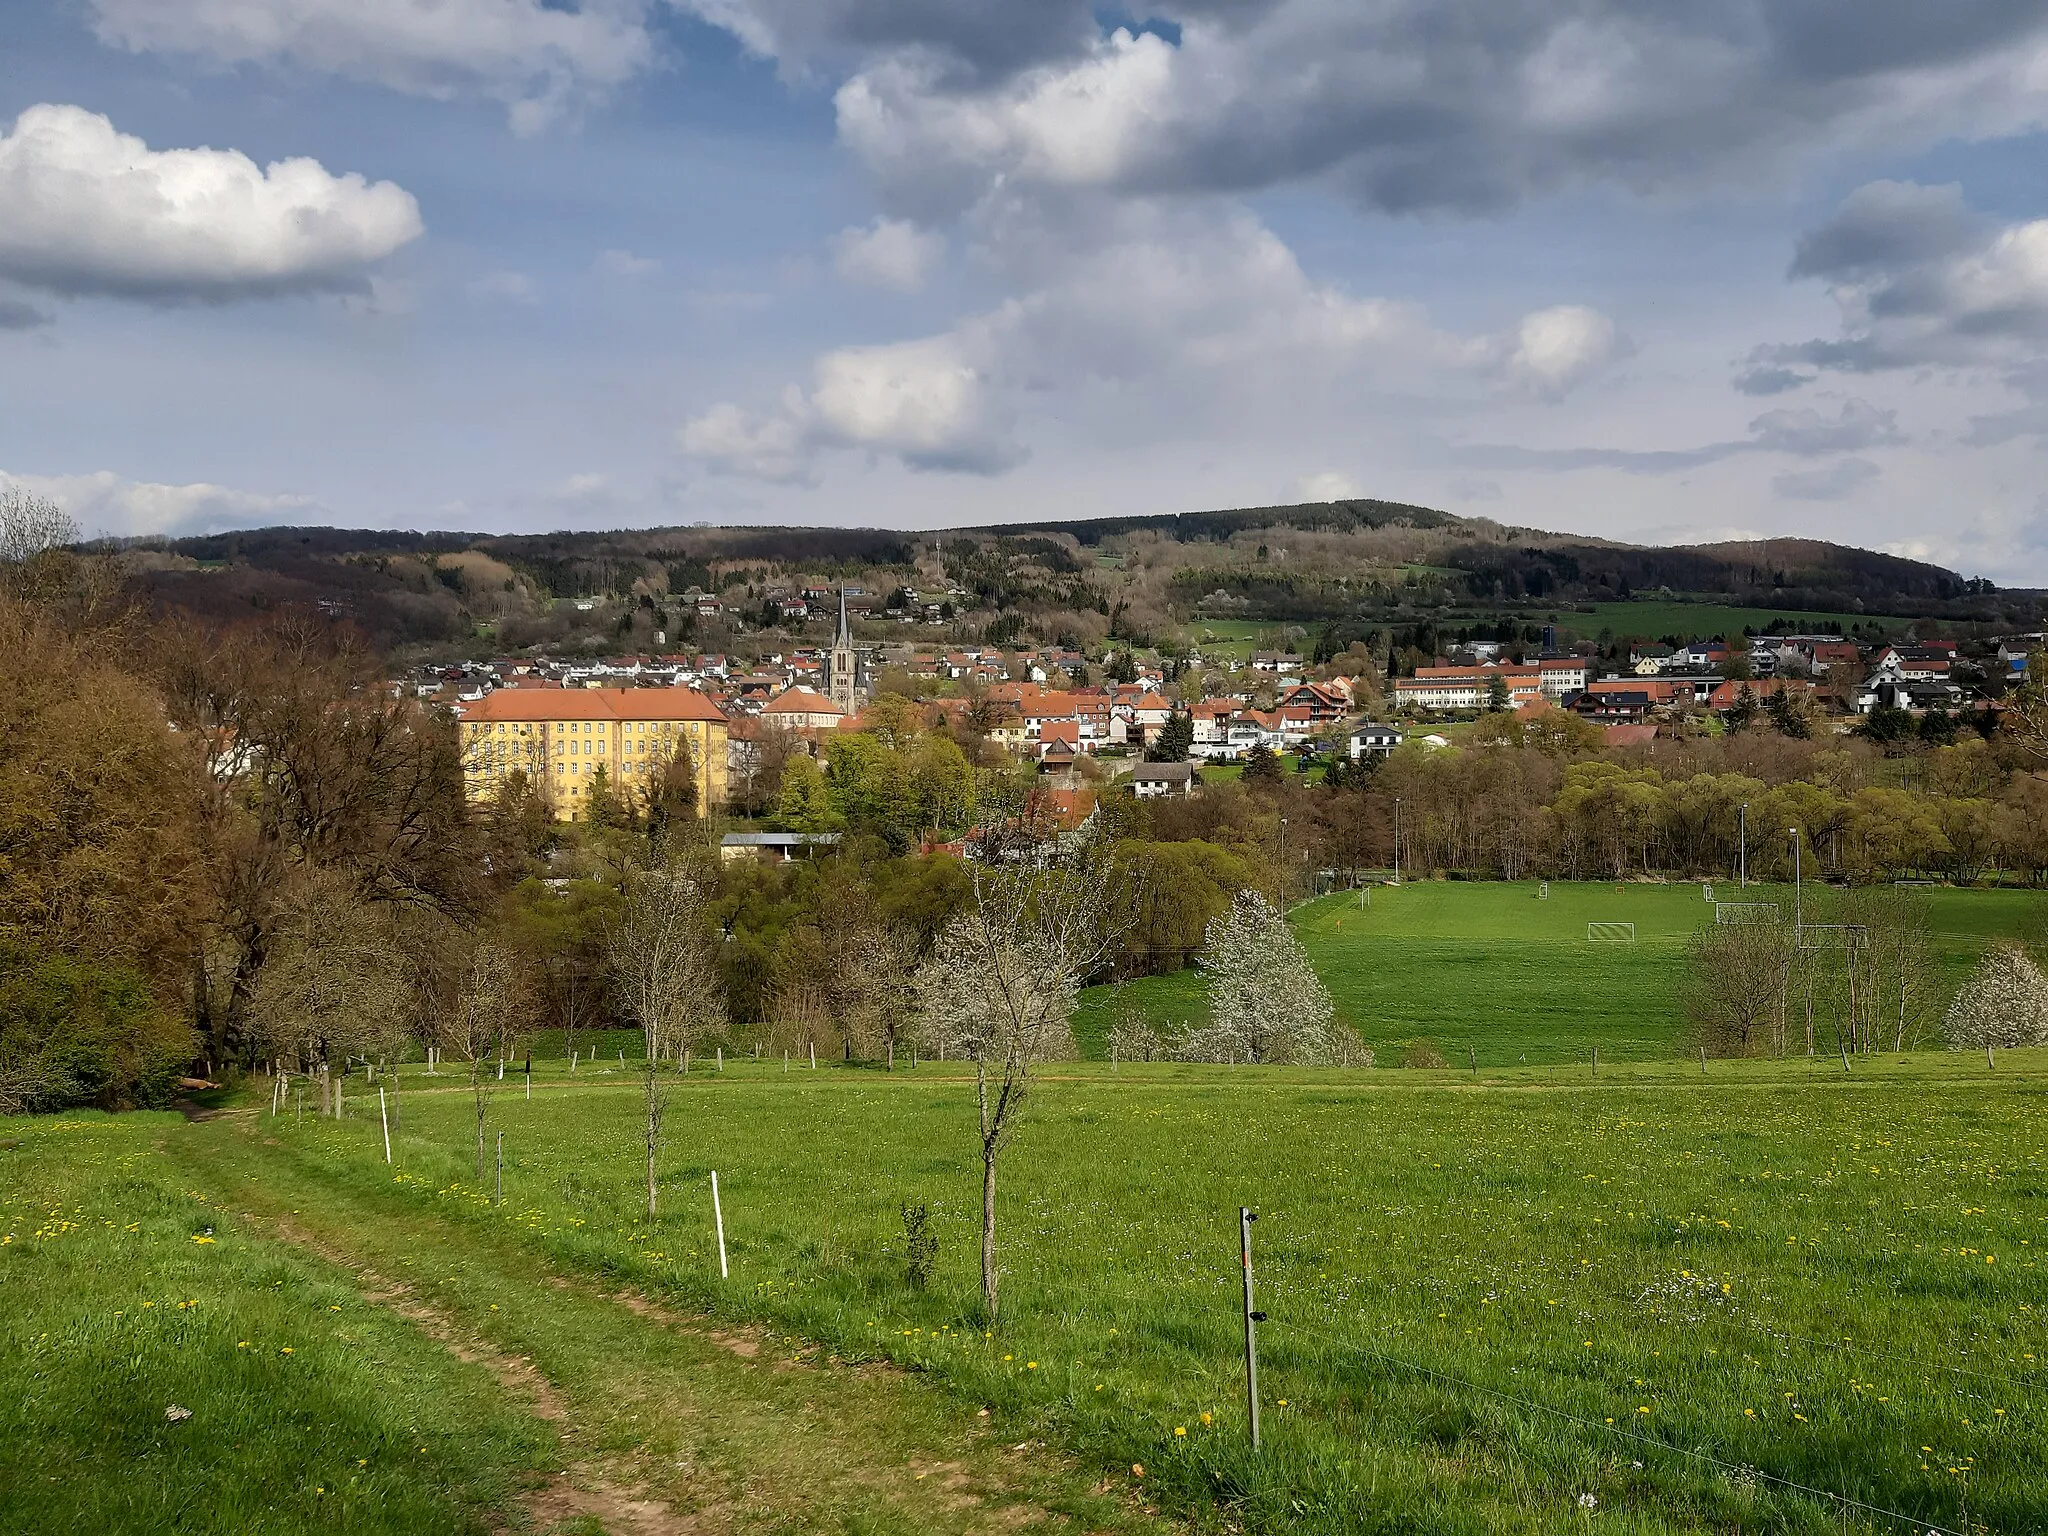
[474,1072,487,1181]
[980,1143,999,1322]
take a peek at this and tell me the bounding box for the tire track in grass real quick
[174,1120,1184,1536]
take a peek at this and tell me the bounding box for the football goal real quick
[1796,922,1867,951]
[1715,902,1780,925]
[1586,922,1636,943]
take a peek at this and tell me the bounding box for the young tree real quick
[1189,889,1360,1063]
[911,834,1129,1321]
[607,861,726,1216]
[1683,916,1797,1056]
[1944,943,2048,1050]
[1243,743,1283,784]
[436,934,527,1180]
[1484,672,1512,713]
[1766,687,1812,739]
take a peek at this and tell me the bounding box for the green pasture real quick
[0,1115,552,1533]
[56,1054,2047,1535]
[1081,881,2047,1064]
[1567,602,1909,644]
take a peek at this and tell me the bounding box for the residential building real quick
[456,687,727,820]
[1129,762,1197,798]
[1349,723,1401,760]
[760,686,848,732]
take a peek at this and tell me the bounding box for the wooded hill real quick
[118,497,2037,658]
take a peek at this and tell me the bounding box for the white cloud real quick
[598,248,659,277]
[1502,305,1625,397]
[801,7,2048,218]
[831,217,944,291]
[1747,181,2048,388]
[1296,471,1360,502]
[682,199,1620,481]
[0,104,421,302]
[88,0,655,134]
[1,468,320,538]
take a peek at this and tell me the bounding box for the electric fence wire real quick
[1278,1314,1967,1536]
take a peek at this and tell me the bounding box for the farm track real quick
[165,1117,1182,1536]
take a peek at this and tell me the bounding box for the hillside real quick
[120,499,2038,659]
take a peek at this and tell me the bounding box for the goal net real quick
[1796,922,1866,951]
[1586,922,1636,943]
[1714,902,1780,925]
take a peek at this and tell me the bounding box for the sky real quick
[7,6,2048,580]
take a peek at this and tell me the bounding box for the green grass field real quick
[13,1053,2042,1535]
[1081,882,2045,1064]
[1568,602,1909,644]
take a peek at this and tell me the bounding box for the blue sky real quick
[6,4,2048,579]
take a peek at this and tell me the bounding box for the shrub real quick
[0,944,194,1114]
[901,1202,937,1292]
[1944,943,2048,1050]
[1402,1039,1449,1069]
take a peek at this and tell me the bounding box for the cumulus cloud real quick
[0,105,421,303]
[733,4,2048,218]
[88,0,654,134]
[1,468,321,538]
[1502,305,1626,397]
[682,200,1621,481]
[1744,180,2048,389]
[831,217,944,291]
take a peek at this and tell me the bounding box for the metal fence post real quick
[1240,1208,1264,1451]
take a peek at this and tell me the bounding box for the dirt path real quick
[171,1121,1182,1536]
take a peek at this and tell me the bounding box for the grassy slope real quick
[1080,882,2046,1064]
[188,1057,2048,1535]
[0,1114,553,1533]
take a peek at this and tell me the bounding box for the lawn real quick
[1081,881,2047,1064]
[118,1052,2048,1536]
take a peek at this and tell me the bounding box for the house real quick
[1129,762,1197,798]
[759,686,848,732]
[1278,681,1351,726]
[1349,723,1401,760]
[719,832,841,864]
[1249,651,1305,673]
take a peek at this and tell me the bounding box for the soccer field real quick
[1081,881,2047,1063]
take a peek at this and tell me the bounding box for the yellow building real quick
[457,687,728,820]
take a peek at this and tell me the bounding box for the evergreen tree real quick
[1148,709,1195,763]
[1243,743,1283,783]
[1723,683,1760,732]
[1484,673,1511,713]
[1766,687,1812,739]
[584,764,630,829]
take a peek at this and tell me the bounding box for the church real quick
[827,587,867,713]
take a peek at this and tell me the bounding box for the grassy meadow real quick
[47,1053,2041,1536]
[1081,882,2048,1063]
[8,881,2048,1534]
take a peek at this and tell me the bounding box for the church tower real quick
[828,586,861,713]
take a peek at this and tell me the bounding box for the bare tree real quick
[437,935,527,1180]
[250,871,412,1072]
[1684,916,1798,1056]
[607,860,725,1217]
[0,487,76,566]
[911,834,1130,1322]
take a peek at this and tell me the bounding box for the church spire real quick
[835,584,852,649]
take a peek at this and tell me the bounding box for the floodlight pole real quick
[1393,798,1403,885]
[1738,802,1748,888]
[1790,829,1802,937]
